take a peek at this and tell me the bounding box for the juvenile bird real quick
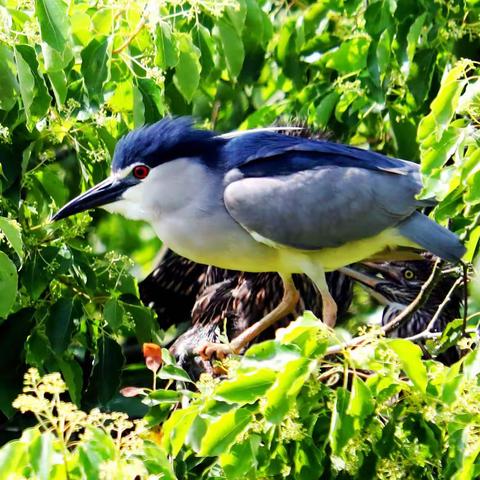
[140,249,353,377]
[343,258,463,364]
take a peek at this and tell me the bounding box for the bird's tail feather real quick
[397,212,465,263]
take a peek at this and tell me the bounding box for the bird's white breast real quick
[109,158,281,270]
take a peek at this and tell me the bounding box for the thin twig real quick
[112,16,147,55]
[405,276,463,342]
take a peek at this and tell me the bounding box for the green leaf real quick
[420,124,464,174]
[45,297,75,354]
[79,428,116,478]
[220,436,258,479]
[263,358,313,424]
[0,217,23,261]
[0,44,19,111]
[155,22,178,69]
[329,387,355,455]
[135,78,164,125]
[57,356,83,405]
[195,24,215,74]
[462,348,480,380]
[147,389,182,404]
[217,18,245,79]
[162,405,199,456]
[14,46,35,124]
[29,431,55,480]
[48,70,67,105]
[243,341,301,371]
[325,37,370,73]
[464,226,480,263]
[142,442,177,480]
[86,337,124,405]
[215,369,276,404]
[377,29,391,77]
[275,313,328,356]
[0,251,18,319]
[124,303,158,345]
[13,45,51,126]
[389,339,428,393]
[418,64,467,143]
[173,35,201,103]
[0,439,27,475]
[35,0,70,52]
[315,91,340,127]
[104,298,124,331]
[198,407,252,457]
[81,36,112,103]
[41,41,73,72]
[406,13,427,64]
[225,0,247,34]
[157,364,193,383]
[346,376,374,419]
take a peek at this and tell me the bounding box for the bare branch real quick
[405,276,463,342]
[112,15,147,55]
[381,257,442,335]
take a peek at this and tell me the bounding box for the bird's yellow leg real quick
[196,274,300,360]
[301,262,337,327]
[320,288,337,328]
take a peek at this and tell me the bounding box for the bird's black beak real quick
[341,266,383,288]
[52,176,129,221]
[340,265,390,305]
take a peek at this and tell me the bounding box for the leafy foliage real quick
[2,317,480,478]
[0,0,480,477]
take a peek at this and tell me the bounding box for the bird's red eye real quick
[133,165,150,179]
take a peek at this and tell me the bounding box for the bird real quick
[53,117,465,359]
[139,248,353,377]
[343,257,463,364]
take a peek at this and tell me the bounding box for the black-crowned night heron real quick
[53,117,465,359]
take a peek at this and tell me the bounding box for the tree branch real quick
[405,276,463,342]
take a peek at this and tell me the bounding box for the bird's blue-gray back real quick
[222,139,426,250]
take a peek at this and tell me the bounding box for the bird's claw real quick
[196,342,233,362]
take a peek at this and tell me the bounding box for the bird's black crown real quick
[112,117,222,171]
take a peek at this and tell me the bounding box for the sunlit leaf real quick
[346,376,374,419]
[0,217,23,261]
[0,251,17,319]
[263,358,313,423]
[0,44,19,111]
[198,407,252,457]
[35,0,70,52]
[173,34,200,102]
[217,18,245,79]
[389,339,428,393]
[80,36,112,103]
[29,431,55,480]
[215,368,276,404]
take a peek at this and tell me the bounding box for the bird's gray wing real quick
[223,165,423,250]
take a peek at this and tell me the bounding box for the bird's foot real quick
[196,342,235,362]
